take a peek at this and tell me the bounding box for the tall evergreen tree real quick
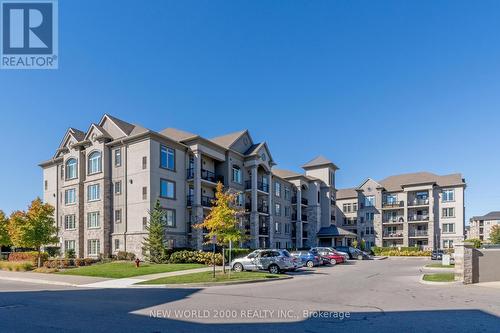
[142,200,167,263]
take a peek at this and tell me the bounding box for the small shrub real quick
[0,261,34,271]
[168,250,223,266]
[115,251,136,261]
[8,251,48,264]
[65,249,76,259]
[46,247,61,258]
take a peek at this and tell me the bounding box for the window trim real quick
[87,150,103,175]
[114,148,122,167]
[232,165,242,184]
[163,208,176,228]
[442,189,455,202]
[442,223,455,234]
[160,178,176,200]
[64,188,77,205]
[87,239,101,256]
[160,145,176,171]
[64,214,76,230]
[87,183,101,202]
[114,181,122,195]
[115,209,122,224]
[442,207,455,218]
[87,211,101,229]
[65,158,78,180]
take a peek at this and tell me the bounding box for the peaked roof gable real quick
[99,114,135,137]
[210,130,250,149]
[302,155,339,170]
[160,128,198,142]
[54,128,85,158]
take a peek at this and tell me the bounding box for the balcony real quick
[187,195,215,207]
[383,217,405,224]
[291,213,297,221]
[382,201,404,209]
[408,215,429,222]
[186,168,223,183]
[291,197,308,205]
[259,227,269,235]
[407,198,429,207]
[244,180,269,193]
[383,232,404,238]
[301,214,308,222]
[245,202,269,214]
[302,231,308,238]
[409,230,428,237]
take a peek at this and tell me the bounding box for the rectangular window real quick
[284,206,290,217]
[442,189,455,202]
[44,180,48,190]
[160,145,175,170]
[64,215,76,230]
[236,193,244,206]
[142,186,147,200]
[275,203,281,216]
[442,207,455,218]
[114,181,122,195]
[114,239,120,251]
[353,203,358,212]
[343,203,352,213]
[366,212,374,221]
[64,240,75,251]
[365,196,375,207]
[160,179,175,199]
[284,187,290,200]
[274,222,281,233]
[142,156,147,170]
[443,223,455,233]
[165,239,175,249]
[88,239,100,256]
[232,166,241,183]
[115,209,122,223]
[275,182,281,197]
[114,148,122,167]
[142,217,148,230]
[87,184,100,201]
[64,189,76,205]
[87,211,100,229]
[163,209,176,227]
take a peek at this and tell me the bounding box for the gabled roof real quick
[378,172,465,192]
[69,128,85,142]
[471,211,500,221]
[272,169,302,179]
[302,155,338,170]
[160,128,198,142]
[210,130,248,148]
[100,114,136,136]
[336,188,358,200]
[356,177,382,190]
[84,123,112,141]
[317,225,357,237]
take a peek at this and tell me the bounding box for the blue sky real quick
[1,0,499,223]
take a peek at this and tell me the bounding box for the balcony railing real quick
[409,230,428,237]
[383,232,404,238]
[186,168,223,183]
[244,180,269,193]
[291,197,308,205]
[408,198,429,206]
[245,202,269,214]
[382,201,404,208]
[408,215,429,222]
[301,214,308,221]
[383,217,405,223]
[187,195,215,207]
[186,195,193,206]
[302,231,308,238]
[259,227,269,235]
[291,213,297,221]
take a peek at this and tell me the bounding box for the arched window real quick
[65,158,77,180]
[88,151,102,174]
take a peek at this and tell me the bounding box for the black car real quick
[334,246,371,260]
[431,249,444,260]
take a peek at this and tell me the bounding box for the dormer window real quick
[65,158,77,180]
[88,151,102,175]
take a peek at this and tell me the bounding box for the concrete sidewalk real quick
[0,270,109,287]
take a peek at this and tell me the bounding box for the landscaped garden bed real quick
[422,273,455,282]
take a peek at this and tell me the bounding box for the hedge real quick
[371,246,431,256]
[8,251,49,264]
[0,261,34,271]
[43,258,98,269]
[168,250,223,266]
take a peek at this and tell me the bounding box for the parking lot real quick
[0,257,499,332]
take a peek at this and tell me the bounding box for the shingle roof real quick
[378,172,465,192]
[244,143,262,156]
[336,188,358,200]
[272,169,303,179]
[317,225,357,237]
[160,127,198,142]
[210,130,247,148]
[471,211,500,221]
[302,155,338,170]
[69,128,85,142]
[105,114,136,135]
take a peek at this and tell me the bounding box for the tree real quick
[465,238,482,248]
[194,182,244,246]
[489,225,500,244]
[8,198,58,267]
[360,239,366,251]
[0,210,11,247]
[352,239,358,249]
[142,200,167,263]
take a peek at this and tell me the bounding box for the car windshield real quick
[281,250,292,257]
[247,251,259,259]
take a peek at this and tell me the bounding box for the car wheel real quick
[269,264,280,274]
[330,258,336,265]
[357,254,363,260]
[306,260,314,268]
[233,263,243,272]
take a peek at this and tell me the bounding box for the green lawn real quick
[57,262,204,278]
[423,273,455,282]
[137,271,284,285]
[425,263,455,269]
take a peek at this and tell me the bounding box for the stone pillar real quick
[296,188,303,248]
[250,166,259,248]
[454,241,473,284]
[268,173,274,248]
[428,189,435,250]
[193,151,203,249]
[402,192,409,247]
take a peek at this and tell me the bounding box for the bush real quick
[8,251,48,264]
[168,250,223,266]
[0,261,34,271]
[115,251,136,261]
[371,246,430,257]
[465,239,482,249]
[45,247,61,258]
[65,249,76,259]
[43,259,72,269]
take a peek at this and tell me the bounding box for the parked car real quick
[315,250,345,265]
[291,251,322,268]
[431,249,444,260]
[311,247,349,262]
[230,249,297,274]
[334,246,372,260]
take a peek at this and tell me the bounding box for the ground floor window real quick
[114,239,120,251]
[443,240,454,248]
[275,241,281,249]
[88,239,100,256]
[64,240,75,251]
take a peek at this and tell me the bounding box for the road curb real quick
[0,276,78,287]
[419,274,461,286]
[134,275,293,288]
[422,266,454,271]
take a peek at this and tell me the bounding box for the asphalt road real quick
[0,258,498,333]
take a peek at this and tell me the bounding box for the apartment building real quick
[469,212,500,242]
[335,172,466,250]
[40,114,347,258]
